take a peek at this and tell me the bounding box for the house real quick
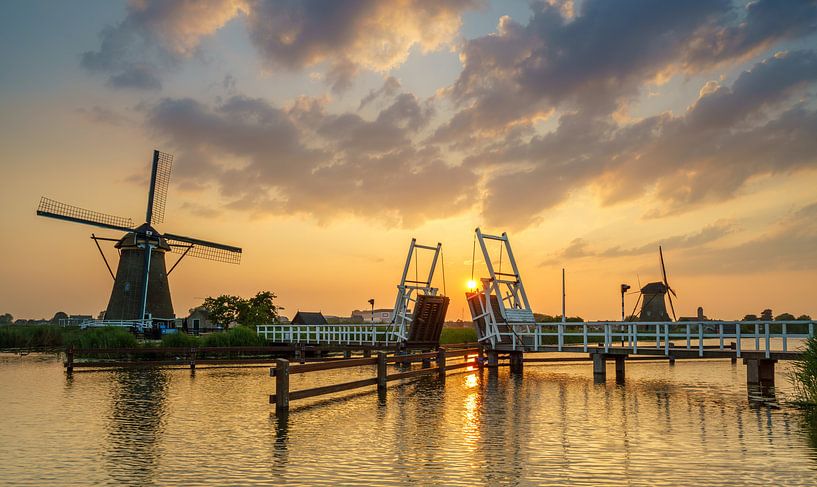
[351,308,393,323]
[291,311,328,326]
[185,307,221,335]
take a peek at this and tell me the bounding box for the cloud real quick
[542,220,735,266]
[681,202,817,273]
[81,0,247,89]
[436,0,817,143]
[82,0,476,91]
[470,49,817,228]
[245,0,478,86]
[146,91,475,225]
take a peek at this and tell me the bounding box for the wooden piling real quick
[437,347,446,378]
[614,355,626,383]
[65,346,74,374]
[592,353,606,383]
[275,358,290,411]
[478,347,484,368]
[189,347,197,370]
[377,352,387,392]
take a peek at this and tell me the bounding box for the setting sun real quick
[466,279,478,291]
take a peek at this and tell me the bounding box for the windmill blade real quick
[164,232,242,264]
[37,197,134,232]
[667,292,677,321]
[146,150,173,225]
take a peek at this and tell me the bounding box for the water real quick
[1,354,815,486]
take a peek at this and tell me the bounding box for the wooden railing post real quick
[275,358,290,412]
[437,347,446,378]
[189,347,197,370]
[66,345,74,374]
[377,352,387,391]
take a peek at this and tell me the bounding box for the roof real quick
[640,281,667,294]
[291,311,328,326]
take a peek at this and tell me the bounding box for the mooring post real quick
[65,345,74,374]
[275,358,290,412]
[422,351,431,369]
[730,342,737,364]
[614,355,626,384]
[592,353,606,383]
[363,349,372,358]
[477,347,485,368]
[377,352,387,392]
[509,351,524,374]
[344,350,352,359]
[744,358,776,386]
[437,347,446,378]
[487,350,499,368]
[189,347,197,370]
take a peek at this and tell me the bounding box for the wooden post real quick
[478,347,485,368]
[614,355,626,384]
[437,347,446,378]
[509,351,524,374]
[189,347,197,370]
[377,352,387,392]
[730,341,737,364]
[592,353,606,383]
[344,350,352,359]
[487,350,499,368]
[422,350,431,369]
[363,349,372,358]
[66,346,74,374]
[275,359,290,411]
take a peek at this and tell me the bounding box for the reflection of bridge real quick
[466,228,815,389]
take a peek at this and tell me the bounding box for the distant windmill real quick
[629,246,677,322]
[36,150,241,325]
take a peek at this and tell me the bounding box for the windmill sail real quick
[164,233,242,264]
[37,197,134,232]
[145,150,173,225]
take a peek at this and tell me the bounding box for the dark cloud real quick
[146,92,475,225]
[471,49,817,227]
[437,0,817,143]
[245,0,479,89]
[359,76,401,110]
[81,0,477,91]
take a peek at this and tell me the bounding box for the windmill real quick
[36,150,241,328]
[629,246,677,322]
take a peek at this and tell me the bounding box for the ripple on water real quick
[0,354,816,486]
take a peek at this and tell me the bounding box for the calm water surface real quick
[1,353,815,486]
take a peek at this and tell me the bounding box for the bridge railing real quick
[256,323,397,345]
[487,320,815,358]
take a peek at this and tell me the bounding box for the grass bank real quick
[790,336,817,407]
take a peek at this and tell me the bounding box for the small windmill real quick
[629,246,677,322]
[36,150,241,326]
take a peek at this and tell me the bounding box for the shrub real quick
[160,332,199,348]
[64,327,137,350]
[0,325,68,348]
[200,326,266,347]
[790,336,817,407]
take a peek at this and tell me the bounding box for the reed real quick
[790,336,817,407]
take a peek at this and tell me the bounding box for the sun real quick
[466,279,478,291]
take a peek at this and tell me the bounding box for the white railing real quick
[76,319,155,331]
[482,320,816,358]
[256,323,398,345]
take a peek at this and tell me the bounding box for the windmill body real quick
[105,227,174,321]
[638,282,671,321]
[36,150,241,328]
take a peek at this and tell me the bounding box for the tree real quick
[760,309,773,321]
[797,314,812,321]
[743,314,759,321]
[775,313,796,321]
[238,291,280,328]
[0,313,12,324]
[203,295,242,328]
[202,291,281,329]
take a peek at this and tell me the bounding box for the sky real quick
[1,0,816,322]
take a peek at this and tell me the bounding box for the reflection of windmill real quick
[630,246,677,321]
[36,150,241,324]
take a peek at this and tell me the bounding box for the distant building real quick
[291,311,328,326]
[351,308,393,323]
[185,307,220,335]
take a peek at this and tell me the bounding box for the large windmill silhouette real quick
[36,150,241,325]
